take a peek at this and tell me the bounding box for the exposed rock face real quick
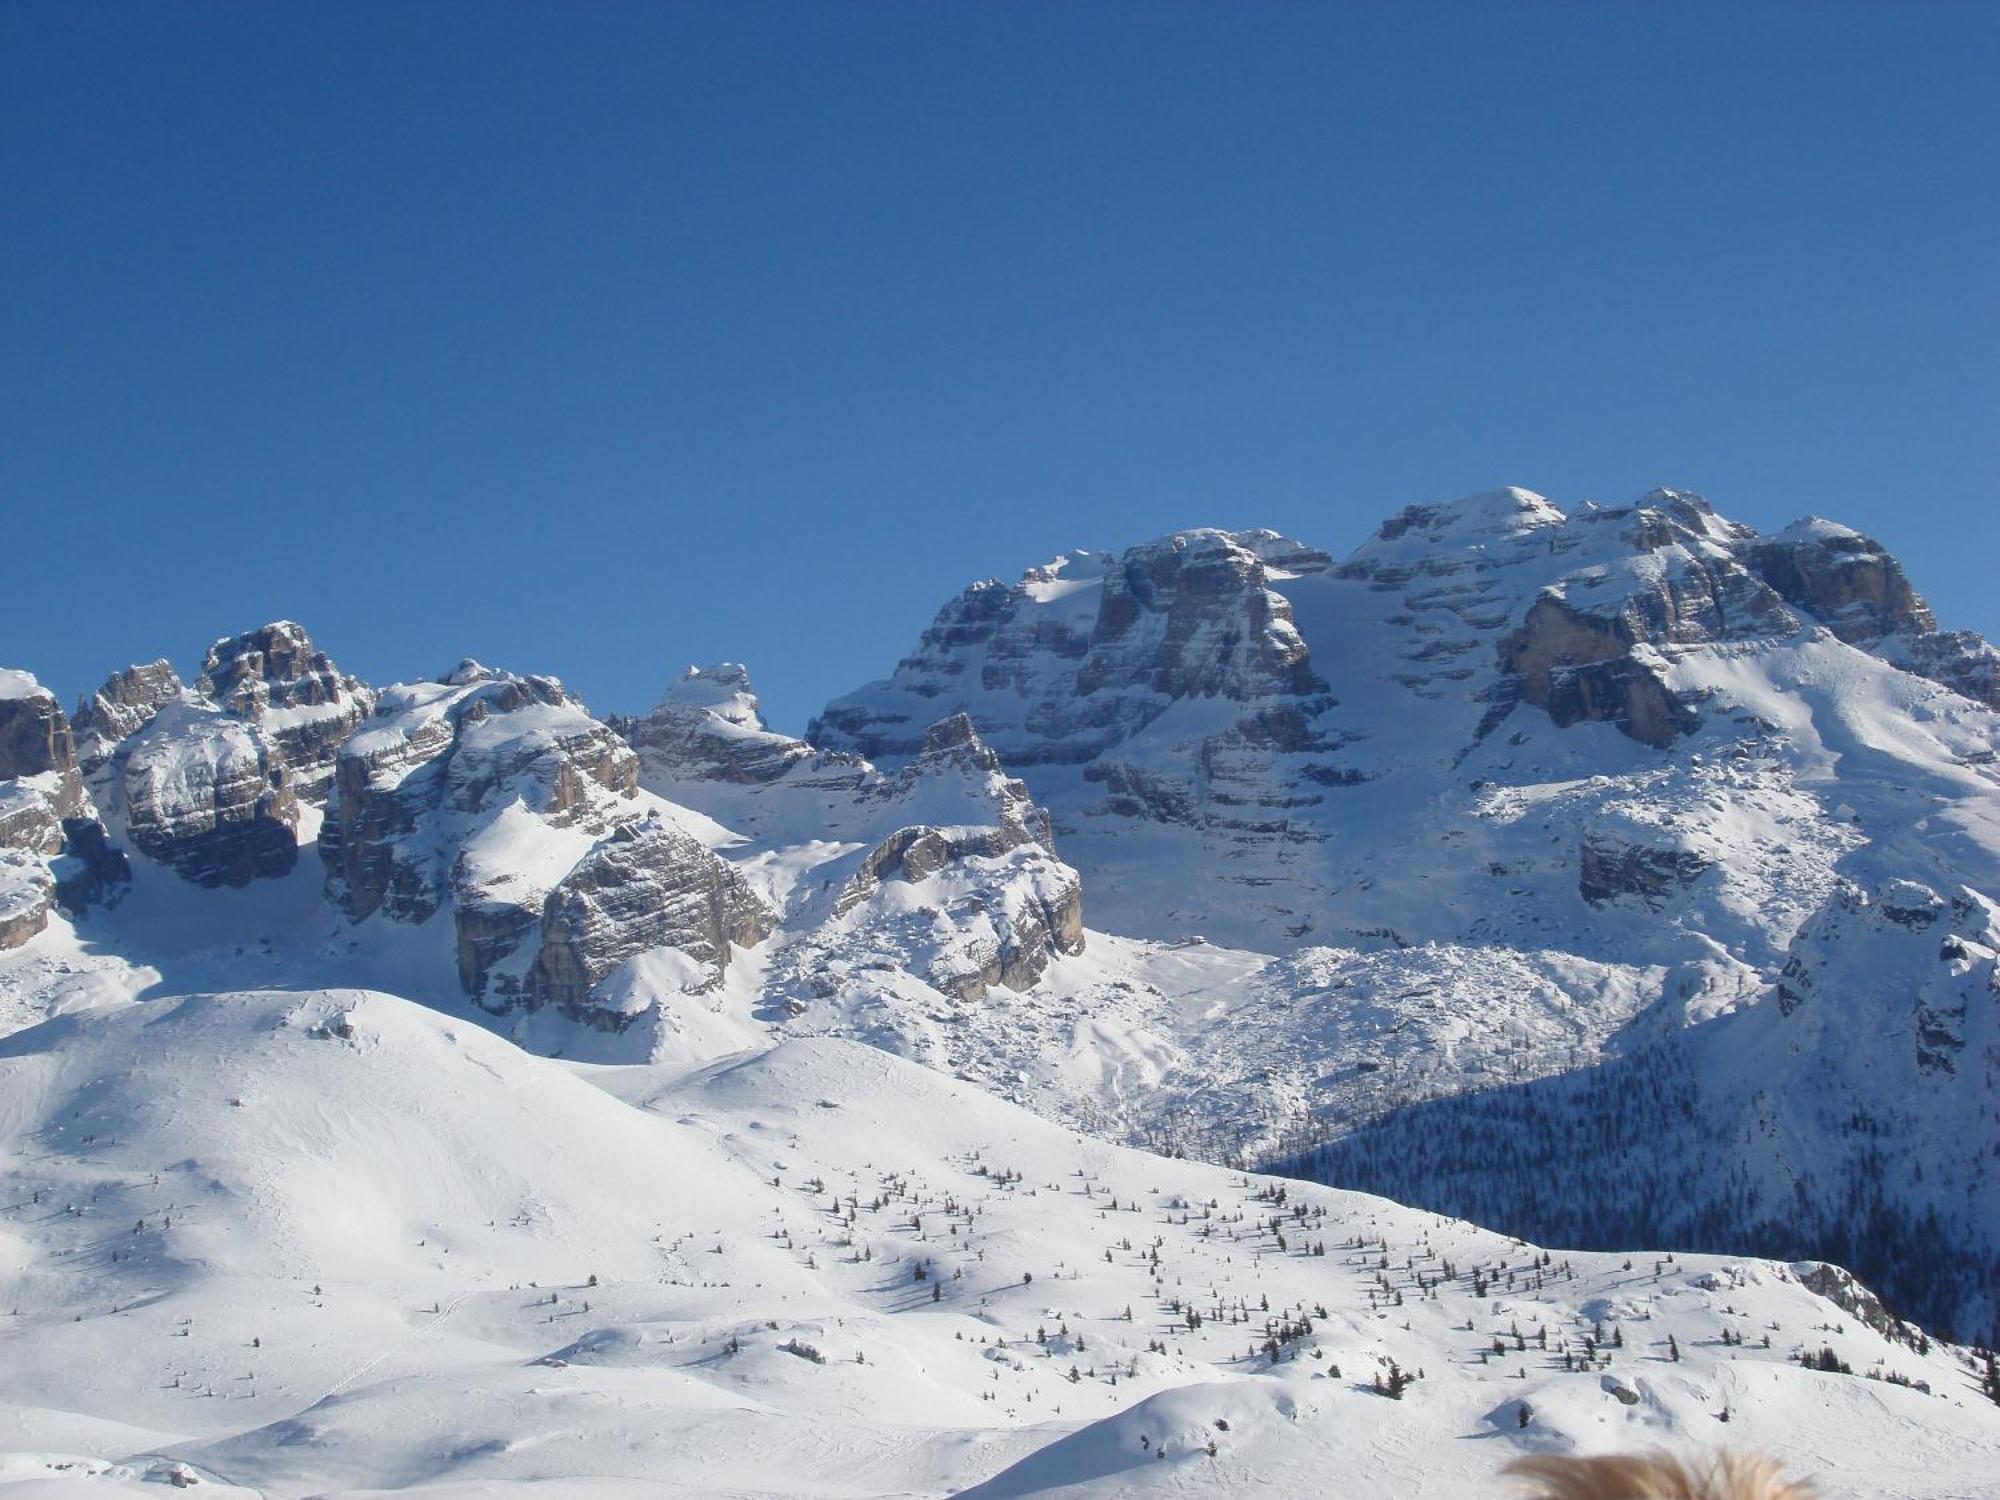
[1745,519,1935,645]
[1742,517,2000,710]
[116,703,302,887]
[618,660,1091,1027]
[322,662,636,928]
[73,660,183,775]
[1880,631,2000,711]
[195,621,375,802]
[814,486,1999,955]
[765,715,1086,1007]
[319,660,750,1016]
[80,623,373,888]
[0,672,127,947]
[622,663,819,785]
[1500,595,1698,749]
[812,530,1328,767]
[0,675,83,794]
[1578,835,1711,906]
[528,816,775,1025]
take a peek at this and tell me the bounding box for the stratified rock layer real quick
[0,671,127,947]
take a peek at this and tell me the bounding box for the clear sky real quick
[5,2,1995,734]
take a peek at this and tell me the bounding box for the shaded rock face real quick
[1578,836,1711,907]
[1882,631,2000,712]
[1771,878,1993,1079]
[1081,531,1322,702]
[0,682,82,793]
[73,661,183,775]
[527,817,775,1026]
[0,674,127,947]
[1745,522,1934,645]
[116,702,302,887]
[1500,596,1699,749]
[1741,518,2000,710]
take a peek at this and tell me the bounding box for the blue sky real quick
[5,1,1994,733]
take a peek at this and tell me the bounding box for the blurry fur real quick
[1505,1451,1816,1500]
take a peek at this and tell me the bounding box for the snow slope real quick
[0,987,1993,1498]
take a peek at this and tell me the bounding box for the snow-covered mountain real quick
[809,488,2000,1339]
[0,485,1995,1493]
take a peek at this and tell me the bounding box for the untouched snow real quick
[0,987,1991,1498]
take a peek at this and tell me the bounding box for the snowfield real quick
[0,987,1993,1498]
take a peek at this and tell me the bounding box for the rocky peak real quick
[192,621,374,805]
[1369,486,1567,547]
[1733,518,1999,709]
[812,528,1328,768]
[1743,518,1936,645]
[79,622,373,889]
[73,660,183,774]
[197,620,362,715]
[621,662,832,791]
[915,711,993,766]
[322,665,635,926]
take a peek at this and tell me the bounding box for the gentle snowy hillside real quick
[0,988,1992,1497]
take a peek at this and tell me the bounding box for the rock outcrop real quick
[1578,835,1711,907]
[1499,595,1698,749]
[812,530,1329,767]
[73,660,182,775]
[0,671,127,947]
[1744,519,1935,645]
[767,715,1086,1008]
[528,815,775,1025]
[319,660,768,1021]
[117,703,303,886]
[83,623,373,888]
[1742,518,2000,709]
[617,664,871,837]
[621,663,821,786]
[322,661,649,1006]
[194,621,375,802]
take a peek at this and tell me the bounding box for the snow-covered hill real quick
[0,987,1992,1497]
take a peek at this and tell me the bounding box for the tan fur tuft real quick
[1504,1450,1816,1500]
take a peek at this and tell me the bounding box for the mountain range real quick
[0,486,1995,1495]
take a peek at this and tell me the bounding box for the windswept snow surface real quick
[0,988,1993,1498]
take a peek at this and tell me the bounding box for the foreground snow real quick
[0,988,1991,1497]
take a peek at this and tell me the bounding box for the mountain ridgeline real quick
[0,486,1993,1340]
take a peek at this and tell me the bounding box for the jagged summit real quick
[1364,484,1567,545]
[658,660,763,718]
